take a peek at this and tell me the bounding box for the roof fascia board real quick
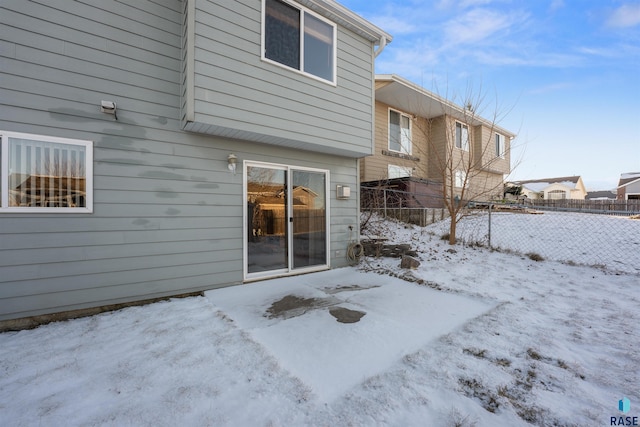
[299,0,392,44]
[375,74,516,138]
[618,177,640,188]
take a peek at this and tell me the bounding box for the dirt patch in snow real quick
[265,292,368,323]
[329,307,366,323]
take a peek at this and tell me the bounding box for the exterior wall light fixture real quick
[227,153,238,174]
[100,100,117,120]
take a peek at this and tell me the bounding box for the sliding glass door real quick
[291,169,326,269]
[245,163,328,278]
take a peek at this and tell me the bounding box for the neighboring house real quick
[0,0,391,323]
[514,176,587,200]
[361,74,515,202]
[617,172,640,200]
[586,190,617,200]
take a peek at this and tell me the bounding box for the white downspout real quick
[374,36,387,58]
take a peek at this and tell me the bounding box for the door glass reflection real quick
[247,166,288,273]
[292,170,326,269]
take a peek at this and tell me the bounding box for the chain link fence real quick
[361,186,640,275]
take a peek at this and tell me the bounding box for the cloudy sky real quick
[340,0,640,190]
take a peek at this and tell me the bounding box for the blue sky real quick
[340,0,640,190]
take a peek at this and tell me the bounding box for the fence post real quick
[384,189,387,219]
[488,203,492,248]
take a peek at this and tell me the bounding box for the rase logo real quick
[611,397,638,426]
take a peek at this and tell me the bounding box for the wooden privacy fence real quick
[527,199,640,215]
[364,207,449,227]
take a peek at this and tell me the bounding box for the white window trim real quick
[0,131,93,213]
[454,170,467,188]
[388,108,412,155]
[455,121,469,152]
[495,133,505,158]
[243,160,331,281]
[547,189,567,200]
[261,0,338,86]
[388,164,412,179]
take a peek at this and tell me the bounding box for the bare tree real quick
[375,76,521,244]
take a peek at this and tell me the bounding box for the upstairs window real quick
[388,164,412,179]
[389,109,411,154]
[455,122,469,151]
[454,170,467,188]
[1,131,93,213]
[263,0,336,84]
[495,133,505,158]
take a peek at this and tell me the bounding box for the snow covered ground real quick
[1,214,639,426]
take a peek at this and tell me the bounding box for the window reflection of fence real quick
[251,207,326,236]
[293,209,325,235]
[361,186,448,227]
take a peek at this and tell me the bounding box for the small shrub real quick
[449,407,478,427]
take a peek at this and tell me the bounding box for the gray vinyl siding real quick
[0,0,363,321]
[184,0,376,158]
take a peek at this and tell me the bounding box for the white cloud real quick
[548,0,565,13]
[443,8,523,46]
[577,46,615,57]
[577,42,640,63]
[366,15,418,35]
[527,82,573,95]
[375,39,441,80]
[475,48,585,68]
[437,0,505,9]
[460,0,500,7]
[606,3,640,28]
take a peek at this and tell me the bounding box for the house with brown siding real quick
[361,74,515,203]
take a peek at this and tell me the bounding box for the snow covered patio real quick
[205,270,492,402]
[1,214,638,426]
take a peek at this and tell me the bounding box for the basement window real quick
[0,131,93,213]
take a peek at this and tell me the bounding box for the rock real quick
[361,241,418,258]
[400,255,421,269]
